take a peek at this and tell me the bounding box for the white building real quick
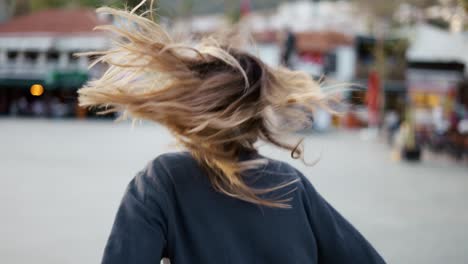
[0,9,110,88]
[0,8,111,116]
[169,1,362,82]
[246,0,368,35]
[405,24,468,74]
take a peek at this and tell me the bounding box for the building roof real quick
[296,31,354,53]
[0,8,106,36]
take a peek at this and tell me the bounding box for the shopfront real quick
[406,61,466,158]
[0,70,88,117]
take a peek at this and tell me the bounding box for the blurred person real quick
[9,99,18,116]
[17,96,28,115]
[384,110,400,145]
[31,99,46,117]
[394,120,421,162]
[446,112,465,161]
[78,2,385,264]
[432,105,450,135]
[49,97,68,118]
[458,116,468,135]
[280,27,296,68]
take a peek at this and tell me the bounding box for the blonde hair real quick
[78,1,332,208]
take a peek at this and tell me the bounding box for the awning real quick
[0,70,88,90]
[45,70,88,89]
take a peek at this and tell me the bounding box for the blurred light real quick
[30,84,44,97]
[450,15,463,33]
[427,94,440,107]
[411,92,425,106]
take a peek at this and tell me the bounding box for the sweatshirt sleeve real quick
[101,166,168,264]
[299,174,385,264]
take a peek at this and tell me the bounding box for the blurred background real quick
[0,0,467,263]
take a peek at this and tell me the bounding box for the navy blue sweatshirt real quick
[102,152,385,264]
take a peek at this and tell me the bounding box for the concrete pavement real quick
[1,119,467,264]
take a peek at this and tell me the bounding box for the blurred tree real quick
[462,0,468,12]
[224,0,241,23]
[354,1,394,123]
[354,0,400,20]
[15,0,152,13]
[77,0,102,7]
[179,0,194,17]
[408,0,440,8]
[118,0,152,9]
[354,0,449,26]
[30,0,66,11]
[352,0,426,126]
[12,0,31,15]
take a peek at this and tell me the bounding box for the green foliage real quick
[224,0,240,23]
[354,0,442,20]
[110,0,151,9]
[354,0,401,19]
[462,0,468,12]
[180,0,194,16]
[25,0,150,12]
[12,0,31,15]
[30,0,65,10]
[226,6,241,23]
[77,0,102,8]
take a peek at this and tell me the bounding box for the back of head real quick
[78,1,331,208]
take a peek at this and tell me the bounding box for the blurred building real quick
[351,35,409,121]
[246,0,364,81]
[294,31,355,80]
[0,9,110,117]
[404,24,467,155]
[406,24,468,74]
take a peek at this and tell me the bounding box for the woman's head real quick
[78,2,331,208]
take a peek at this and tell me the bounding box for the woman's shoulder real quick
[142,151,198,178]
[137,151,207,189]
[139,152,311,192]
[245,154,311,190]
[153,151,196,168]
[259,155,306,179]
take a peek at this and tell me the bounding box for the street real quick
[1,119,467,264]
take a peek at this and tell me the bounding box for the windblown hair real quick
[78,2,332,208]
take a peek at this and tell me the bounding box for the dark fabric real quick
[102,152,385,264]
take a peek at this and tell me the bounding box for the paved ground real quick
[1,119,467,264]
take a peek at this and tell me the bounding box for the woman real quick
[79,3,385,264]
